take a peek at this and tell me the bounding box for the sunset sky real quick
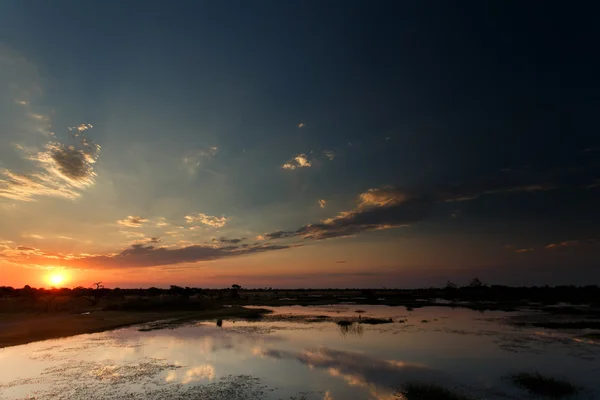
[1,1,598,288]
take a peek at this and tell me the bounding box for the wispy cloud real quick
[264,187,427,241]
[516,248,534,253]
[0,48,103,202]
[22,234,44,239]
[155,217,169,227]
[68,242,291,268]
[117,216,148,228]
[212,236,245,244]
[264,161,600,242]
[0,131,100,202]
[282,154,312,170]
[185,213,229,228]
[318,199,327,208]
[182,146,218,175]
[545,240,578,249]
[323,150,335,161]
[298,122,305,128]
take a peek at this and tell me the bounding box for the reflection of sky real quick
[0,306,599,399]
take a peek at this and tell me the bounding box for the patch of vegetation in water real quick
[396,382,475,400]
[360,317,393,324]
[336,317,393,326]
[508,372,580,399]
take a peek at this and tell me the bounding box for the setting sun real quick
[47,272,68,287]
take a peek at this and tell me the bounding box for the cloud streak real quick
[117,216,148,228]
[182,146,218,175]
[185,213,229,228]
[263,165,600,241]
[264,187,431,241]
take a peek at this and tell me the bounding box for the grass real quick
[509,372,579,399]
[336,317,393,326]
[360,317,393,324]
[396,383,475,400]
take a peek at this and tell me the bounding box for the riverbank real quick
[0,306,268,348]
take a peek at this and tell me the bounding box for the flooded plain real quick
[1,305,599,399]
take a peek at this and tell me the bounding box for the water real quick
[1,305,599,399]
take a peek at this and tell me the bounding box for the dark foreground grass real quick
[509,372,579,399]
[396,383,474,400]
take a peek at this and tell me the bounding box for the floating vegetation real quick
[360,317,393,325]
[508,372,580,399]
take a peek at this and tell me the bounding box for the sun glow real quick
[47,271,68,287]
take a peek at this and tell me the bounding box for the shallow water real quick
[1,305,599,399]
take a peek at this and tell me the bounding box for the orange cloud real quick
[117,216,148,228]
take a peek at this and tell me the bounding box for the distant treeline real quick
[1,281,600,306]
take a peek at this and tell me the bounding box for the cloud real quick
[298,122,305,128]
[263,160,600,242]
[155,217,169,227]
[319,199,327,208]
[335,260,346,264]
[545,240,578,249]
[282,154,312,170]
[212,236,245,244]
[182,146,218,175]
[22,234,44,239]
[117,216,148,228]
[0,134,100,202]
[58,242,292,268]
[185,213,229,228]
[516,248,534,253]
[323,150,335,161]
[264,187,431,241]
[68,123,93,134]
[0,48,101,202]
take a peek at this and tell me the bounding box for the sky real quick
[0,1,599,288]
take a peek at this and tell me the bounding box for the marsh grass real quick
[396,383,475,400]
[509,372,580,399]
[336,317,392,326]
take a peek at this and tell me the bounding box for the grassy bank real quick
[0,306,269,349]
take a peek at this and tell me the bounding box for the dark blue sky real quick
[1,1,599,287]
